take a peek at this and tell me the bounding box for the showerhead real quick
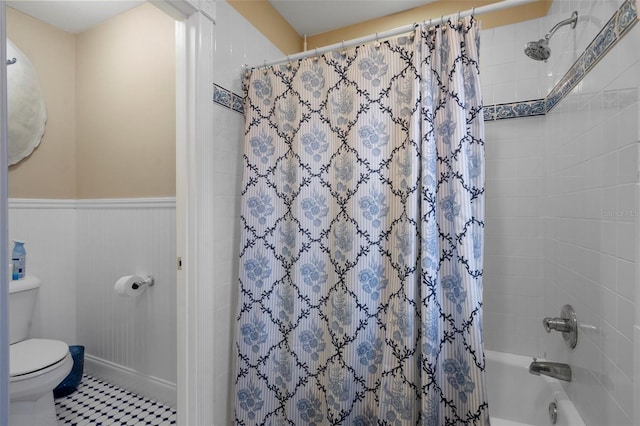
[524,11,578,62]
[524,38,551,61]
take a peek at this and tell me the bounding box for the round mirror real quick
[6,39,47,166]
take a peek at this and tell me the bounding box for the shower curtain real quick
[234,17,487,425]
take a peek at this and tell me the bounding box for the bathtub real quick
[486,350,585,426]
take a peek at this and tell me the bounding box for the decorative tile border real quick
[483,99,546,121]
[485,0,637,121]
[544,0,637,113]
[213,83,244,114]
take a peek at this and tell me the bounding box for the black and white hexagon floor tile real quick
[55,375,176,426]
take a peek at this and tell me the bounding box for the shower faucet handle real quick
[543,317,571,333]
[542,304,578,349]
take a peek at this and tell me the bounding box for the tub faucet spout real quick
[529,358,572,382]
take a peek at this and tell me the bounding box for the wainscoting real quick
[9,198,177,407]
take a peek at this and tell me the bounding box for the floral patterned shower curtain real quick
[234,17,487,425]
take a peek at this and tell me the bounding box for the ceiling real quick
[6,0,438,36]
[6,1,145,34]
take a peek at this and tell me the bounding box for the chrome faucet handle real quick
[543,317,571,333]
[543,305,578,349]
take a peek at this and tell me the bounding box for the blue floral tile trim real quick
[485,0,637,121]
[544,0,637,114]
[232,93,244,114]
[213,83,244,114]
[484,99,545,121]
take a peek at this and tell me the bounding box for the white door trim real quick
[158,1,216,425]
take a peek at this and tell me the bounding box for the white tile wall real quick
[484,116,545,355]
[209,1,284,423]
[480,0,627,105]
[542,22,640,424]
[213,1,283,96]
[483,3,640,424]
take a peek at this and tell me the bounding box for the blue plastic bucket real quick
[53,345,84,398]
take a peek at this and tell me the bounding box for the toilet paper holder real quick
[132,276,155,290]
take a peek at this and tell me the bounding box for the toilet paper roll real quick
[114,275,146,297]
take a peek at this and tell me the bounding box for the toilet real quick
[9,276,73,426]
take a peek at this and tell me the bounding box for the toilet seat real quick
[10,339,70,382]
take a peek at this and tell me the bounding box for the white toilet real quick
[9,276,73,426]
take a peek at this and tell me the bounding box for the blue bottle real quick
[12,240,26,280]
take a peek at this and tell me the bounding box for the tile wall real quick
[209,1,283,423]
[482,0,640,424]
[483,115,545,355]
[542,21,640,425]
[480,0,626,110]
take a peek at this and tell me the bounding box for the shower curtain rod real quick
[249,0,537,70]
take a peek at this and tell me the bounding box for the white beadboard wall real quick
[8,200,77,346]
[8,198,177,407]
[75,199,177,406]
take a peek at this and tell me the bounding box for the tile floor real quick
[55,375,176,425]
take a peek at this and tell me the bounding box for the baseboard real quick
[84,354,176,408]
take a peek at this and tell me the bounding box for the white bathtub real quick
[486,350,585,426]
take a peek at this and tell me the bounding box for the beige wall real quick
[7,3,175,199]
[229,0,303,54]
[7,8,77,198]
[75,3,175,198]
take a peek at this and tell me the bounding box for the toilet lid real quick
[10,339,70,377]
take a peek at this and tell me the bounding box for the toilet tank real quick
[8,276,41,344]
